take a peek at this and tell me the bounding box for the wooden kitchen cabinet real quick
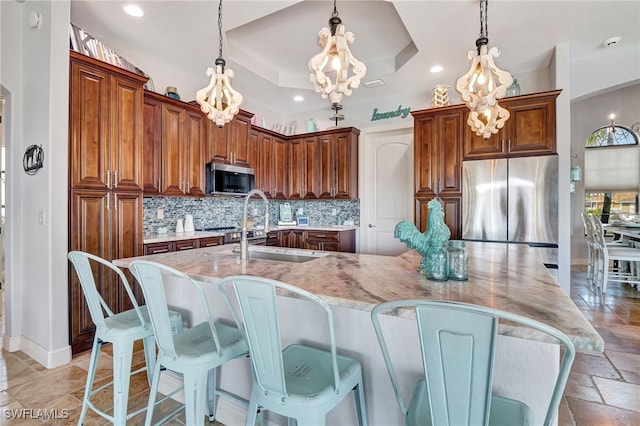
[318,128,359,199]
[305,229,355,253]
[69,51,147,354]
[415,196,462,241]
[254,129,288,199]
[463,90,560,160]
[206,110,254,166]
[412,106,464,239]
[70,51,146,192]
[281,229,307,249]
[144,92,206,196]
[142,95,162,194]
[69,189,144,354]
[198,236,224,247]
[288,136,319,199]
[143,235,223,255]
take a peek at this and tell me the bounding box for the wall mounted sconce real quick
[570,154,582,195]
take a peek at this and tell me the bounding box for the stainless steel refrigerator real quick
[462,155,558,246]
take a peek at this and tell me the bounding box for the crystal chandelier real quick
[196,0,243,128]
[308,0,367,110]
[455,0,513,139]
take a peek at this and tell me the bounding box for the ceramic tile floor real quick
[0,267,638,425]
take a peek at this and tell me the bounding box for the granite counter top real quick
[114,242,603,352]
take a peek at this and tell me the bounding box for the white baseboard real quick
[2,334,71,368]
[158,371,280,426]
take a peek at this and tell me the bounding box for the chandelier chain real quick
[218,0,223,58]
[332,0,338,17]
[480,0,488,38]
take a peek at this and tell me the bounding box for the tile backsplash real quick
[143,196,360,234]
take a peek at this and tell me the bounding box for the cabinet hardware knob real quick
[368,224,376,228]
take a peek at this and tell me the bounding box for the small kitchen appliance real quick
[278,203,297,226]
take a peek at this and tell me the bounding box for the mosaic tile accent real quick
[143,196,360,234]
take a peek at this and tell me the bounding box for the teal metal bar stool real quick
[218,275,368,426]
[129,260,250,426]
[371,300,575,426]
[68,251,184,425]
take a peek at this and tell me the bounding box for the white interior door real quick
[361,125,413,255]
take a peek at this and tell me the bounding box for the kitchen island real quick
[114,242,601,425]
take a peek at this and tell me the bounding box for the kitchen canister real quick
[425,242,449,281]
[184,214,194,232]
[447,240,469,281]
[175,218,184,233]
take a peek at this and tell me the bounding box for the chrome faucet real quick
[241,189,270,262]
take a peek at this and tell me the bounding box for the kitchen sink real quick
[248,249,327,263]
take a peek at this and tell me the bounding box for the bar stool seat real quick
[68,251,183,425]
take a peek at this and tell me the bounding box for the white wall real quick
[283,67,552,134]
[1,0,70,367]
[570,83,640,264]
[551,44,572,294]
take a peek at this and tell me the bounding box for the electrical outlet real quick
[157,209,164,219]
[332,208,337,216]
[253,208,258,216]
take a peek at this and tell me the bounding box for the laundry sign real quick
[370,105,411,121]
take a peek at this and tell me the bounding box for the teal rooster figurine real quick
[395,199,451,273]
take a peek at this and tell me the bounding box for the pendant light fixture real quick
[196,0,243,128]
[455,0,513,139]
[308,0,367,110]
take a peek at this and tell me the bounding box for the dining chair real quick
[581,212,598,286]
[129,260,249,426]
[371,300,576,426]
[68,251,184,425]
[589,214,640,293]
[218,275,368,426]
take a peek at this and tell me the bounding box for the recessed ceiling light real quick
[602,36,621,47]
[363,79,384,88]
[293,95,304,102]
[123,4,144,17]
[430,65,444,73]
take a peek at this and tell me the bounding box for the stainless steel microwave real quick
[205,162,255,196]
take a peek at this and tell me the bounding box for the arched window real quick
[584,124,640,222]
[585,125,639,147]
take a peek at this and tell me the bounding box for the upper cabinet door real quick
[184,110,206,196]
[70,60,110,190]
[436,110,464,195]
[506,93,557,156]
[463,90,559,160]
[462,111,505,160]
[142,95,162,194]
[333,132,357,199]
[413,114,437,197]
[70,53,146,191]
[161,103,187,195]
[207,121,229,163]
[110,74,144,191]
[228,111,252,166]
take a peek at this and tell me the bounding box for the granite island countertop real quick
[114,241,603,352]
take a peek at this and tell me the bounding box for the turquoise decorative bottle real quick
[447,240,469,281]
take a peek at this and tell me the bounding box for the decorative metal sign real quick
[370,105,411,121]
[23,144,44,175]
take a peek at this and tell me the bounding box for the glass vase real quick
[447,240,469,281]
[425,243,449,281]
